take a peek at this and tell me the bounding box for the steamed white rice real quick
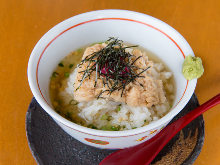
[60,60,174,130]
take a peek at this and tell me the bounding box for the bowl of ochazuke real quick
[28,10,197,149]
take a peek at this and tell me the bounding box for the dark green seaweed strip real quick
[76,37,151,98]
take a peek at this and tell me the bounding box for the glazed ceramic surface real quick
[28,9,196,149]
[26,95,204,164]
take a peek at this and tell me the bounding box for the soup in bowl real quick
[28,10,196,149]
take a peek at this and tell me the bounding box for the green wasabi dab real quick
[182,55,204,80]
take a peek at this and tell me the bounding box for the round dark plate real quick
[26,94,204,165]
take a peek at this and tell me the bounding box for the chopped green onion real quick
[91,42,104,46]
[52,72,59,78]
[111,125,121,131]
[88,124,97,129]
[101,124,121,131]
[64,72,70,78]
[55,107,61,114]
[69,99,78,105]
[69,64,74,69]
[77,48,83,53]
[116,105,121,112]
[100,125,112,131]
[57,99,62,104]
[107,116,112,121]
[101,114,108,120]
[58,62,64,67]
[65,112,72,119]
[144,120,146,122]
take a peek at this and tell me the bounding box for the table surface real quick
[0,0,219,164]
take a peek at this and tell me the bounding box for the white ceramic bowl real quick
[28,9,196,149]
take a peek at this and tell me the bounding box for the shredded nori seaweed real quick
[76,37,150,98]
